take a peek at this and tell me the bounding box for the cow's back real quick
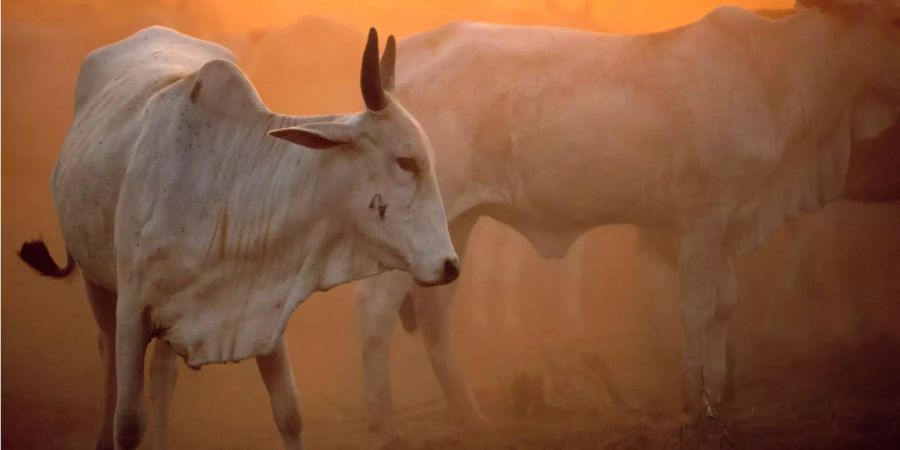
[396,11,854,258]
[395,23,666,235]
[53,26,233,290]
[395,20,750,255]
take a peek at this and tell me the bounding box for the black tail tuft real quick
[398,292,418,333]
[18,239,76,279]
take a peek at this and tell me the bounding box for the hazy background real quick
[4,0,899,448]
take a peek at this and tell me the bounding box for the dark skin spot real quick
[368,194,387,220]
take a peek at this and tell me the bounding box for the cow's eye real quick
[396,157,420,176]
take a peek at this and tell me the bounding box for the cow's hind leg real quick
[85,278,117,450]
[703,257,736,406]
[114,301,151,450]
[257,337,303,450]
[677,214,728,418]
[149,340,179,450]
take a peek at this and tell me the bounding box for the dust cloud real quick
[3,1,899,449]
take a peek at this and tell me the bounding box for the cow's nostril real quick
[443,258,460,283]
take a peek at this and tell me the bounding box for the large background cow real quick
[6,1,900,449]
[354,1,900,445]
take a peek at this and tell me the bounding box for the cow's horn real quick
[380,35,396,92]
[361,27,387,111]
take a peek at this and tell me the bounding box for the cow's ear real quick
[268,122,355,150]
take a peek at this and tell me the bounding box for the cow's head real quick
[801,0,900,137]
[268,28,458,286]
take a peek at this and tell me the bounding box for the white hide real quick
[52,26,453,367]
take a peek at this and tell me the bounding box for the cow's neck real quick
[216,112,386,298]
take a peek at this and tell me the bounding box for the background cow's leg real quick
[703,257,736,405]
[559,238,587,336]
[256,337,303,450]
[114,302,151,450]
[149,340,178,450]
[356,271,414,448]
[677,214,727,418]
[416,215,485,429]
[416,281,487,428]
[85,277,117,450]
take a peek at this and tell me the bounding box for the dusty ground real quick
[5,333,899,449]
[335,342,900,450]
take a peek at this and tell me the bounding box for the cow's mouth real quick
[414,278,443,287]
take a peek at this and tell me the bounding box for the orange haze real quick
[4,1,900,449]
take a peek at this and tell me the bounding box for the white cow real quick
[354,1,900,446]
[18,26,459,450]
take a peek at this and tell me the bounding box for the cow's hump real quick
[74,26,234,112]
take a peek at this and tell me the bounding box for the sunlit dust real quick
[3,1,898,449]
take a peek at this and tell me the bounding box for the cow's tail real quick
[398,292,418,333]
[18,239,76,279]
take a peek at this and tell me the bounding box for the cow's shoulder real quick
[701,5,776,30]
[405,21,476,46]
[399,21,522,62]
[669,5,779,48]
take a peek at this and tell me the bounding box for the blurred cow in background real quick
[354,1,900,446]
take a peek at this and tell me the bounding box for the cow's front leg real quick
[703,257,736,406]
[356,271,413,449]
[677,215,727,418]
[114,305,151,450]
[149,339,179,450]
[257,337,303,450]
[417,282,487,429]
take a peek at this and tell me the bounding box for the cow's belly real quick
[496,138,678,254]
[53,105,143,290]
